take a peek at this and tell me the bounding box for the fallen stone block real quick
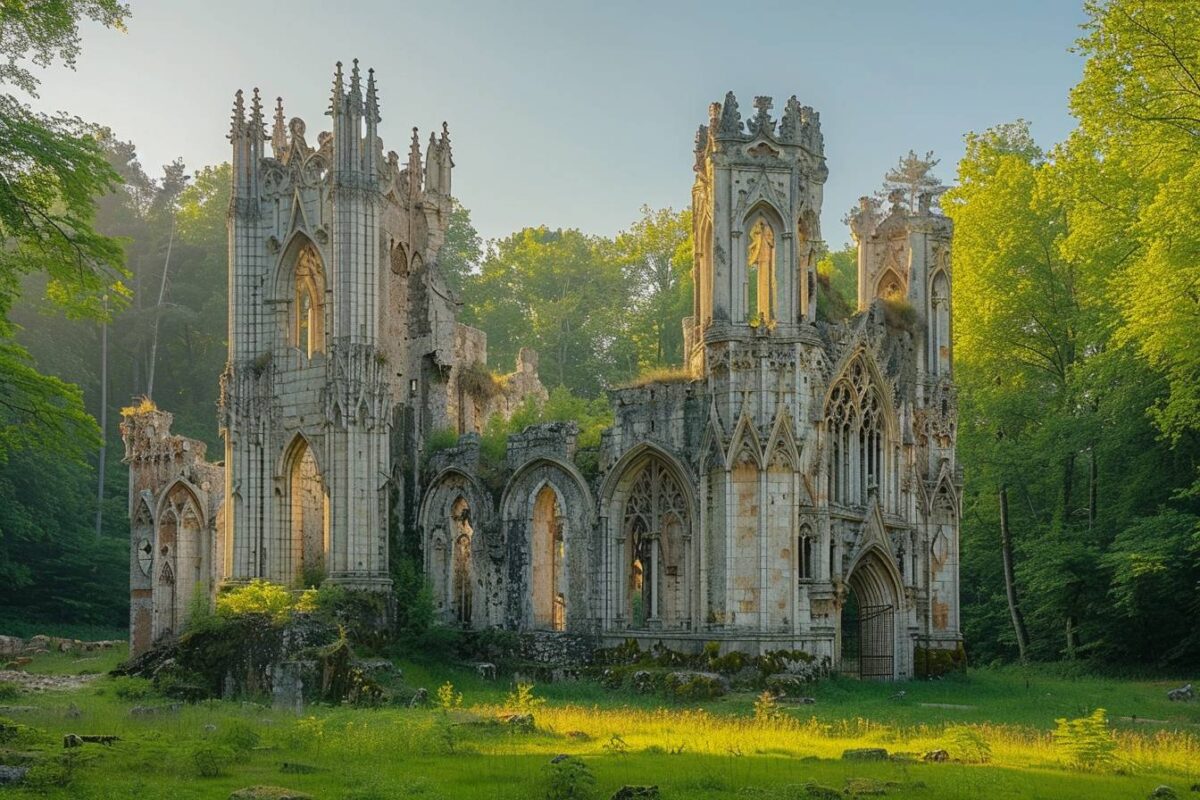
[279,762,321,774]
[229,787,313,800]
[63,734,119,747]
[922,749,949,762]
[610,786,659,800]
[0,765,28,785]
[842,748,889,761]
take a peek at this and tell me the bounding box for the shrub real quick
[914,644,966,678]
[218,721,260,760]
[944,725,991,764]
[0,716,31,745]
[663,672,725,701]
[216,579,294,621]
[506,682,545,712]
[192,744,231,777]
[425,427,459,456]
[0,681,20,701]
[544,755,596,800]
[436,681,463,711]
[1054,708,1117,769]
[753,690,780,723]
[110,675,154,701]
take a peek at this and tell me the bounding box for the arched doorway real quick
[286,438,327,586]
[531,485,566,631]
[841,547,902,679]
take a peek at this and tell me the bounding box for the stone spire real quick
[248,88,265,140]
[717,91,742,137]
[406,126,423,196]
[365,67,380,124]
[349,58,363,116]
[228,89,245,141]
[365,68,380,178]
[271,96,287,158]
[330,60,345,114]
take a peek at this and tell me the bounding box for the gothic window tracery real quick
[798,523,814,581]
[826,356,890,507]
[292,244,325,357]
[622,458,688,628]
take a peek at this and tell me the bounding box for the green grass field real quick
[1,646,1197,799]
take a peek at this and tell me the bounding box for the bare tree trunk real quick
[145,217,175,399]
[94,306,108,539]
[999,484,1030,661]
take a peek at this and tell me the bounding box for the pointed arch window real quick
[292,244,325,357]
[826,357,890,507]
[931,272,951,376]
[798,523,814,582]
[622,458,689,628]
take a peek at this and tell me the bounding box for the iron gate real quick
[842,603,895,680]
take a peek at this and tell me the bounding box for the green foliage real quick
[1053,709,1117,769]
[543,755,596,800]
[109,676,152,701]
[506,682,545,712]
[0,681,19,701]
[436,681,462,711]
[914,645,967,679]
[436,198,482,298]
[191,744,230,778]
[944,725,992,764]
[425,427,459,456]
[216,580,295,622]
[815,243,857,316]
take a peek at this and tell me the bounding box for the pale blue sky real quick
[35,0,1086,246]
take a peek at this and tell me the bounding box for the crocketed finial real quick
[229,89,245,140]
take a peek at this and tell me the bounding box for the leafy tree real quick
[436,198,482,298]
[882,149,946,211]
[612,205,692,369]
[1069,0,1200,486]
[462,226,632,396]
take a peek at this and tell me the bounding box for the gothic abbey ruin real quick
[123,65,961,679]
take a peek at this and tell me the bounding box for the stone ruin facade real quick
[124,69,961,679]
[122,61,546,656]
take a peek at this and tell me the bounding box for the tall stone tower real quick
[220,61,455,592]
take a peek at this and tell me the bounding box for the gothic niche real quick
[622,458,689,629]
[746,218,777,325]
[531,485,566,631]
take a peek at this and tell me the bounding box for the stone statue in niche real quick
[747,219,777,325]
